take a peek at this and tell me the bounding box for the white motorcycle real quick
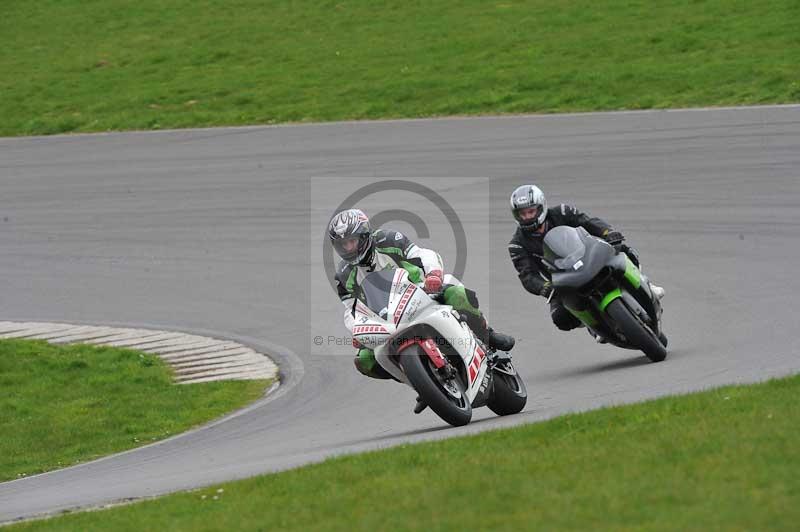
[352,269,527,426]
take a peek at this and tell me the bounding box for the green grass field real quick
[0,339,269,482]
[11,374,799,531]
[1,0,798,136]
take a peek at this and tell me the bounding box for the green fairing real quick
[443,285,481,316]
[624,255,642,289]
[567,306,599,327]
[600,288,622,311]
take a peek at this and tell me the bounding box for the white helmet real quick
[510,184,547,231]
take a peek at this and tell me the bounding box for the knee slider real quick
[552,309,580,331]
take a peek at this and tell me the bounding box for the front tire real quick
[487,364,527,416]
[399,345,472,427]
[606,298,667,362]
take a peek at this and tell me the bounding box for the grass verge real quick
[1,0,798,136]
[10,374,799,531]
[0,338,270,482]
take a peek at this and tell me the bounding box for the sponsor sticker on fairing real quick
[393,283,417,324]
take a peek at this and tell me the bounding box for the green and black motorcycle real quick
[543,226,668,362]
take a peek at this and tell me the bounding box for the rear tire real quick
[487,365,527,416]
[606,298,667,362]
[399,345,472,427]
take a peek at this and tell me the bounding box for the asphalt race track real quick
[1,105,799,522]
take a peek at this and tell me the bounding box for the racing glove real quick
[602,229,625,245]
[423,270,443,293]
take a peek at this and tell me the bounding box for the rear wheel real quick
[487,362,527,416]
[399,344,472,427]
[606,299,667,362]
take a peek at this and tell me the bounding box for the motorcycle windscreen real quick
[543,226,588,271]
[358,269,396,316]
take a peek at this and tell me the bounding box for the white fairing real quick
[352,269,489,402]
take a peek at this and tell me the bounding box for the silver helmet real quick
[328,208,374,265]
[510,184,547,231]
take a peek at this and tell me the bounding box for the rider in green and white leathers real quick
[329,209,514,379]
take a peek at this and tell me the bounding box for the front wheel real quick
[487,362,527,416]
[606,298,667,362]
[399,345,472,427]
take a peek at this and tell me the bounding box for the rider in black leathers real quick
[507,184,662,333]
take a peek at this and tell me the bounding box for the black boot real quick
[488,327,515,352]
[464,313,515,352]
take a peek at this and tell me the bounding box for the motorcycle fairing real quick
[353,269,490,404]
[544,225,664,342]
